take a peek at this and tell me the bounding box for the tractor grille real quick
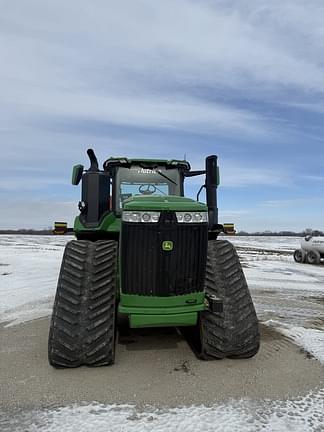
[121,211,208,296]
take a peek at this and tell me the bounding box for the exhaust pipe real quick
[87,148,99,172]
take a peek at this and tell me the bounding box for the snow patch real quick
[265,320,324,365]
[1,389,324,432]
[0,235,68,326]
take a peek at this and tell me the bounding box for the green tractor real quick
[48,149,259,367]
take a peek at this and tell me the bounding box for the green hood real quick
[123,195,207,212]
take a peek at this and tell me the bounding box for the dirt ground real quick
[0,318,323,413]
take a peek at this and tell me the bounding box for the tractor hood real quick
[122,195,207,212]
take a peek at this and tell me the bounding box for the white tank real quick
[301,236,324,254]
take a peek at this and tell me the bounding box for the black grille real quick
[121,212,208,296]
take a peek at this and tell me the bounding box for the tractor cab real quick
[72,150,219,236]
[103,157,189,214]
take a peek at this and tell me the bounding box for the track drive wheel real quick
[48,240,118,368]
[199,240,260,359]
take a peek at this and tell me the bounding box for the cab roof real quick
[103,157,191,171]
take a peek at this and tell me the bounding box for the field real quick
[0,235,323,431]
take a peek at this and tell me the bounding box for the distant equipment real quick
[53,222,73,235]
[294,235,324,265]
[223,223,236,235]
[53,222,68,235]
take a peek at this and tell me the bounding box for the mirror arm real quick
[185,170,206,177]
[196,184,205,201]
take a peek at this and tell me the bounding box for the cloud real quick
[0,177,67,192]
[0,200,76,230]
[302,175,324,182]
[187,157,291,188]
[1,0,324,230]
[220,163,290,188]
[260,197,324,208]
[2,0,324,138]
[219,209,250,217]
[2,89,271,138]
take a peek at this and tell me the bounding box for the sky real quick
[1,0,324,231]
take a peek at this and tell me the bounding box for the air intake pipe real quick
[205,155,218,230]
[80,149,110,224]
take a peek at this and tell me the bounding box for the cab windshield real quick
[115,166,182,212]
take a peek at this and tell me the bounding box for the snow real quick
[1,388,324,432]
[264,321,324,365]
[0,235,67,326]
[0,234,323,431]
[227,236,324,366]
[228,235,301,252]
[282,327,324,364]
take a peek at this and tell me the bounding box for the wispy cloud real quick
[0,200,76,230]
[0,177,67,192]
[187,157,291,188]
[219,209,250,217]
[220,163,291,188]
[2,0,324,137]
[260,197,324,208]
[1,0,324,229]
[2,90,271,138]
[302,175,324,182]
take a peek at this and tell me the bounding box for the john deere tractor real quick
[48,149,259,367]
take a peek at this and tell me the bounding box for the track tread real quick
[200,239,260,359]
[48,240,118,368]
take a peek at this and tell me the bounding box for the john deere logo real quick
[162,240,173,251]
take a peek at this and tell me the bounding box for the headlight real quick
[122,211,160,223]
[176,212,208,223]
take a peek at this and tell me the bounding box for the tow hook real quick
[205,294,223,313]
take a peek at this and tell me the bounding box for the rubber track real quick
[48,240,118,368]
[200,240,260,359]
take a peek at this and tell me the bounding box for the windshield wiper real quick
[156,170,177,185]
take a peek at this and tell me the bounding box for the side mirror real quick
[206,155,220,187]
[72,164,84,185]
[205,155,219,229]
